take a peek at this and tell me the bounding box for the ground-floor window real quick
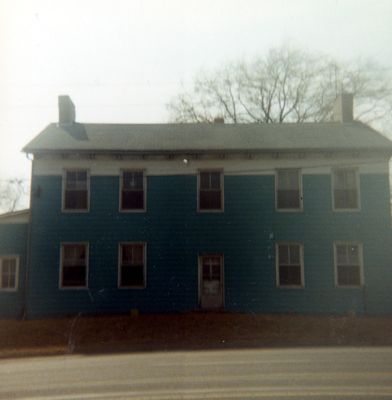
[0,256,19,290]
[118,243,146,288]
[60,243,88,288]
[334,242,363,287]
[276,243,304,288]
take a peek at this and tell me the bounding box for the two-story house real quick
[1,94,391,318]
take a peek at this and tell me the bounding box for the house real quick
[1,94,392,318]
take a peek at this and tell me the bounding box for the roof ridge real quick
[50,121,364,127]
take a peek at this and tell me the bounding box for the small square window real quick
[276,169,302,210]
[198,171,223,211]
[63,169,89,211]
[60,243,88,288]
[121,171,146,211]
[276,243,304,287]
[119,243,146,288]
[0,256,19,290]
[334,242,363,287]
[332,168,359,210]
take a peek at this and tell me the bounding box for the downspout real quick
[22,154,34,320]
[362,284,367,316]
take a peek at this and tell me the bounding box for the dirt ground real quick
[1,313,391,359]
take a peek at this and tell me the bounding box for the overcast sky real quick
[1,0,391,183]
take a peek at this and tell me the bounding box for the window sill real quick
[118,285,146,290]
[119,209,146,213]
[276,208,303,213]
[335,285,363,289]
[61,209,89,213]
[59,286,88,290]
[332,208,361,212]
[277,285,304,289]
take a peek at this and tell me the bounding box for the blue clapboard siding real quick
[0,223,28,318]
[25,173,392,318]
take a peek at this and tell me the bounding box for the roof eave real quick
[24,147,392,157]
[0,209,30,224]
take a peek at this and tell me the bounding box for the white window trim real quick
[275,242,305,289]
[0,255,19,291]
[197,169,224,213]
[118,242,147,289]
[59,242,89,290]
[275,169,303,212]
[119,169,147,213]
[61,168,90,213]
[331,167,361,212]
[333,241,364,288]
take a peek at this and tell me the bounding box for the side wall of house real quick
[26,156,392,318]
[0,223,28,318]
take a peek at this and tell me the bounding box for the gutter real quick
[23,148,392,158]
[21,160,34,320]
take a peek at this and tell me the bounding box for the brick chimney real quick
[333,93,353,122]
[58,95,75,125]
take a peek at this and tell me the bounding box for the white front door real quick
[199,254,224,309]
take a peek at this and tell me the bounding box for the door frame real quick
[198,253,225,310]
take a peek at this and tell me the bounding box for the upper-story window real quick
[63,169,89,211]
[121,170,146,211]
[198,171,223,212]
[332,168,359,211]
[276,169,302,211]
[334,242,363,287]
[0,256,19,291]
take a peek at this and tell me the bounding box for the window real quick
[119,243,146,288]
[334,242,363,287]
[60,243,88,288]
[121,171,145,211]
[276,169,302,210]
[332,168,359,210]
[0,256,18,290]
[198,171,223,211]
[63,169,89,211]
[276,243,304,287]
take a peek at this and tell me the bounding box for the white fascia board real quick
[32,154,389,176]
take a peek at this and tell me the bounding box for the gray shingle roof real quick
[0,209,30,224]
[23,121,392,154]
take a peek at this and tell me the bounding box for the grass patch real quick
[1,313,391,359]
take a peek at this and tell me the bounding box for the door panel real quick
[199,255,224,309]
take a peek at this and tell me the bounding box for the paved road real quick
[0,347,391,399]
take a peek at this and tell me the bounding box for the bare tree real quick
[0,179,28,213]
[167,46,392,132]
